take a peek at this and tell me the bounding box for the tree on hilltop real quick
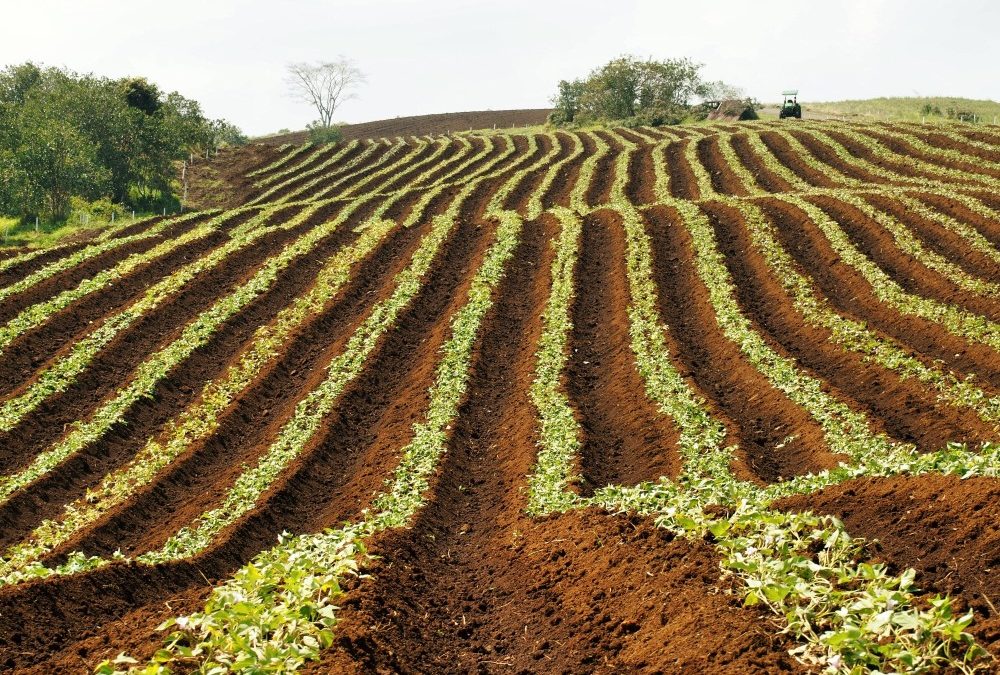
[286,58,366,140]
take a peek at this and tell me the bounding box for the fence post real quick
[35,216,39,233]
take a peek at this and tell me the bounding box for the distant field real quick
[804,97,1000,124]
[257,108,554,144]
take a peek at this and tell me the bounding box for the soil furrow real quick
[908,129,1000,165]
[500,134,560,213]
[864,193,1000,284]
[704,200,996,453]
[758,132,838,188]
[731,133,792,193]
[821,129,966,184]
[758,198,1000,390]
[247,144,357,199]
[0,204,373,547]
[0,211,224,327]
[568,209,681,491]
[625,143,657,205]
[376,139,466,194]
[697,136,748,196]
[586,130,622,206]
[857,128,1000,180]
[0,209,264,404]
[809,195,1000,321]
[48,188,494,563]
[644,205,836,483]
[0,205,334,475]
[539,132,586,209]
[913,191,1000,250]
[283,141,396,202]
[323,212,803,674]
[786,130,891,185]
[416,136,489,186]
[775,474,1000,657]
[665,139,698,199]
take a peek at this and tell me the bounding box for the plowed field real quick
[1,120,1000,674]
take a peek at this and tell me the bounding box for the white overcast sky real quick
[1,0,997,135]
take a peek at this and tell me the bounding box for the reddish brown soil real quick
[704,200,997,453]
[808,194,1000,323]
[863,193,1000,284]
[759,197,1000,390]
[312,214,802,674]
[568,210,681,490]
[731,133,793,193]
[787,130,892,185]
[665,140,699,199]
[4,121,1000,673]
[584,130,620,207]
[644,205,837,483]
[497,136,573,213]
[257,109,554,146]
[625,143,657,204]
[539,131,586,209]
[48,188,498,563]
[854,127,1000,181]
[0,208,320,475]
[913,191,1000,250]
[775,474,1000,656]
[697,136,749,197]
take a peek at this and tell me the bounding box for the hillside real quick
[806,96,1000,123]
[0,119,999,673]
[256,108,553,145]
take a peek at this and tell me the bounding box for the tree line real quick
[549,55,751,127]
[0,63,246,222]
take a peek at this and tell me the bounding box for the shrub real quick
[307,123,343,144]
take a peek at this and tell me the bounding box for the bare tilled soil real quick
[1,120,999,674]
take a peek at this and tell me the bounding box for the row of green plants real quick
[527,195,991,673]
[835,192,1000,297]
[249,141,355,194]
[835,124,1000,175]
[100,208,526,674]
[568,131,609,212]
[248,139,405,206]
[0,216,400,583]
[0,210,168,278]
[246,143,313,182]
[0,209,211,305]
[0,202,342,505]
[782,194,1000,353]
[729,198,1000,428]
[0,210,245,357]
[326,138,453,204]
[92,135,571,667]
[525,133,585,220]
[140,207,462,564]
[0,130,546,583]
[0,205,302,433]
[264,140,385,205]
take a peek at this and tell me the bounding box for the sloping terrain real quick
[256,108,553,145]
[0,120,999,673]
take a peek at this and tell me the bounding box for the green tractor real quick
[779,89,802,119]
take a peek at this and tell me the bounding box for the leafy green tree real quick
[550,55,733,127]
[0,63,246,222]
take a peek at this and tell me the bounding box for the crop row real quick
[102,207,526,673]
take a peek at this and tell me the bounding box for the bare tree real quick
[285,58,366,128]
